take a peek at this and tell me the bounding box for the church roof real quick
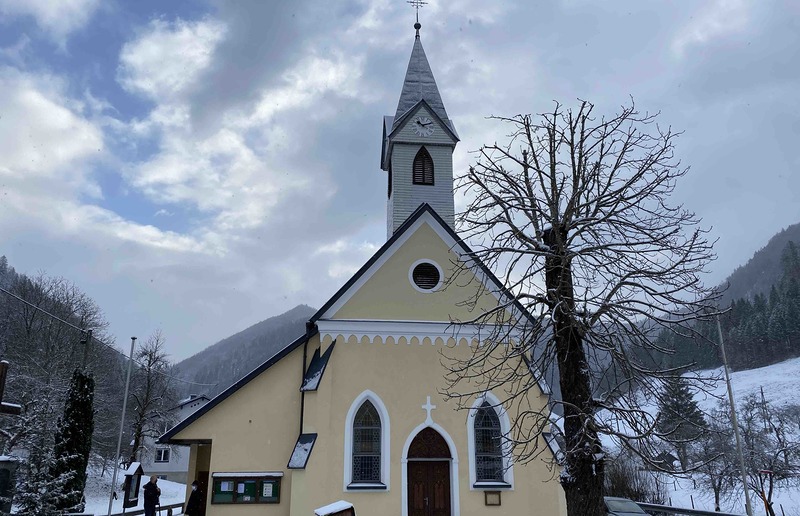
[393,35,450,129]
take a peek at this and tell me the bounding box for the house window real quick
[352,401,381,483]
[154,447,170,463]
[412,147,434,185]
[211,475,281,504]
[475,402,503,482]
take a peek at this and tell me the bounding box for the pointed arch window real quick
[412,147,434,185]
[474,402,504,483]
[353,400,382,483]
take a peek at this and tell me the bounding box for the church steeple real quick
[381,21,459,239]
[393,27,450,129]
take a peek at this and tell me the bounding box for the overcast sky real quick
[1,0,798,361]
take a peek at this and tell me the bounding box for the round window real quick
[412,262,441,291]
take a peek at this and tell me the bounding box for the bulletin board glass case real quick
[211,474,281,504]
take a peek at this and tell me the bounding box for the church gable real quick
[390,102,458,146]
[313,205,514,325]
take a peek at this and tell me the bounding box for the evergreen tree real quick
[656,376,706,469]
[14,446,72,516]
[781,241,800,283]
[50,369,95,512]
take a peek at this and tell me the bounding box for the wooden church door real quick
[407,428,452,516]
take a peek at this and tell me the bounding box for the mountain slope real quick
[175,304,316,398]
[718,221,800,306]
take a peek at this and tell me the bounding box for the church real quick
[161,21,567,516]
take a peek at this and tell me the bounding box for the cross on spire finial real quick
[407,0,427,36]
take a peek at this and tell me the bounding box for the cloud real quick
[0,68,102,185]
[0,0,101,43]
[0,66,213,256]
[118,18,227,101]
[116,13,377,252]
[672,0,751,57]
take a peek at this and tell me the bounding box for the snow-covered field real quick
[80,468,186,515]
[694,356,800,413]
[637,357,800,515]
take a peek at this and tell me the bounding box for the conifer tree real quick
[50,369,95,512]
[656,376,706,469]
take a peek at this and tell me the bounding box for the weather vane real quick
[407,0,427,29]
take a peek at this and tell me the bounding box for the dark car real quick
[604,496,648,516]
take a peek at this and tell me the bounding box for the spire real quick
[393,28,449,127]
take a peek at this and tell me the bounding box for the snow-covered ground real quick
[80,468,186,515]
[625,357,800,515]
[661,473,800,516]
[695,356,800,413]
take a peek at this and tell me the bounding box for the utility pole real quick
[81,329,93,370]
[107,336,137,516]
[716,316,754,516]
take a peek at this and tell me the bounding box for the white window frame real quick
[343,390,391,491]
[408,259,444,293]
[154,447,171,463]
[466,392,514,490]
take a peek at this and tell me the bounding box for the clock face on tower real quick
[412,115,435,137]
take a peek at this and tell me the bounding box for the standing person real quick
[143,475,161,516]
[184,480,204,516]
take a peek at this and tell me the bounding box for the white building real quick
[142,395,209,483]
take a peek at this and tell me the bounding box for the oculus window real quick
[411,261,442,291]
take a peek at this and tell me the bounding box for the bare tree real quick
[444,100,718,515]
[696,402,737,512]
[0,272,115,512]
[737,394,800,516]
[126,330,177,465]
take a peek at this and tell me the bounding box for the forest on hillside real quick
[0,256,179,514]
[653,241,800,372]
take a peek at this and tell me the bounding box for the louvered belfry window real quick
[475,402,504,482]
[353,400,381,483]
[412,147,434,185]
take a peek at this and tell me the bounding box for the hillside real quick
[718,221,800,306]
[175,304,316,398]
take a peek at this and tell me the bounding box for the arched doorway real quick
[407,427,452,516]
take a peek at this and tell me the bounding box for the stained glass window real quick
[475,402,504,482]
[353,400,381,483]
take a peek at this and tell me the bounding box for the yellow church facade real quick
[162,23,567,516]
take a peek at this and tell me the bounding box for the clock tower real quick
[380,22,459,239]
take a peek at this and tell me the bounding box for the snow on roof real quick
[287,433,317,469]
[315,500,354,515]
[124,462,143,475]
[300,342,335,392]
[211,471,283,478]
[543,432,565,464]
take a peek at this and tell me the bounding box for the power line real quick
[0,286,217,388]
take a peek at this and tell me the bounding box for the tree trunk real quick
[544,227,605,516]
